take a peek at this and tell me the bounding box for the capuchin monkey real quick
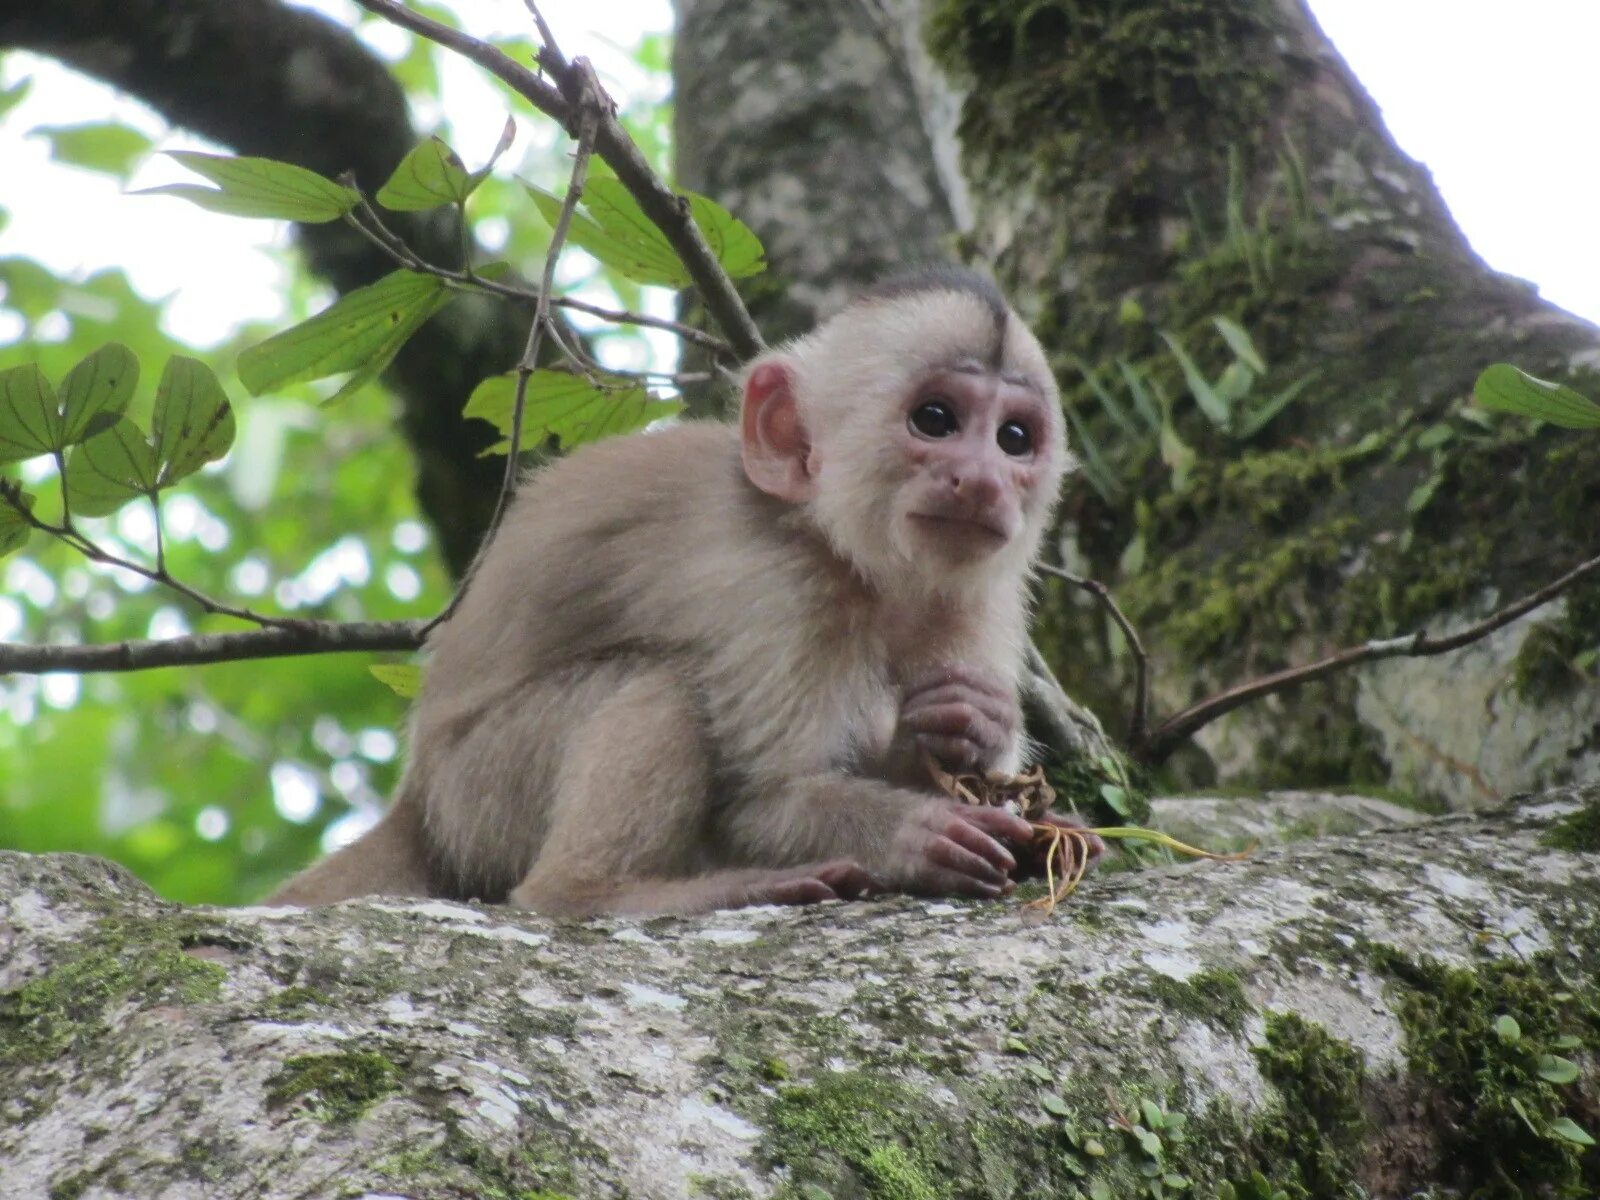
[268,266,1100,915]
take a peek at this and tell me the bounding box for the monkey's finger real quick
[908,663,1010,702]
[933,824,1016,879]
[918,858,1009,900]
[915,733,985,771]
[954,804,1037,847]
[902,699,1008,742]
[763,879,841,906]
[814,861,884,900]
[901,682,1014,726]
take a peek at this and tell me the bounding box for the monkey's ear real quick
[740,358,817,503]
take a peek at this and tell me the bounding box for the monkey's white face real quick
[890,362,1054,567]
[740,287,1068,603]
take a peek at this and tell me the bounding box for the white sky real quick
[0,0,1595,351]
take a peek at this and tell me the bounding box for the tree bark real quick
[2,788,1596,1198]
[674,0,968,352]
[0,0,519,577]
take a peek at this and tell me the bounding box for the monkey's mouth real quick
[907,511,1009,546]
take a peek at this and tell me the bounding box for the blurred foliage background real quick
[0,1,675,903]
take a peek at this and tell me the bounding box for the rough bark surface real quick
[0,0,520,576]
[673,0,967,353]
[4,789,1597,1199]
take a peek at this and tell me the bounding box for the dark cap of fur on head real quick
[854,265,1010,365]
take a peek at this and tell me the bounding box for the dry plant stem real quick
[426,58,604,633]
[1038,561,1150,746]
[351,0,766,359]
[1141,545,1600,764]
[0,621,426,674]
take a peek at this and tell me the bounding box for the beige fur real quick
[266,277,1067,915]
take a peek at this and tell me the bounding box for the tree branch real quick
[0,622,426,675]
[1139,547,1600,764]
[350,0,766,360]
[1038,562,1150,746]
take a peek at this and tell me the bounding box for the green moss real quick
[928,0,1287,140]
[372,1116,587,1199]
[48,1174,89,1200]
[1512,579,1600,703]
[1145,968,1252,1035]
[0,918,225,1068]
[1249,1012,1367,1199]
[259,984,333,1015]
[1372,947,1600,1197]
[265,1049,401,1123]
[1543,797,1600,854]
[766,1073,947,1200]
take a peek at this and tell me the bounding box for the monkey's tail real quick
[260,786,434,906]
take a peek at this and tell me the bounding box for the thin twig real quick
[1140,547,1600,764]
[351,0,766,359]
[12,500,297,630]
[0,621,425,675]
[338,189,732,354]
[425,59,606,633]
[1038,562,1150,746]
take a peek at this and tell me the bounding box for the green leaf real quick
[1025,1062,1054,1083]
[1116,359,1163,433]
[1140,1099,1166,1130]
[33,122,153,179]
[1233,372,1319,441]
[685,190,766,279]
[0,78,32,121]
[465,370,683,454]
[238,269,453,397]
[1099,784,1132,818]
[1134,1129,1163,1158]
[141,152,359,223]
[152,357,236,485]
[1159,331,1232,430]
[1552,1034,1584,1051]
[1475,364,1600,429]
[0,363,60,463]
[377,136,474,211]
[63,417,159,516]
[525,177,765,287]
[59,343,138,446]
[1212,315,1267,373]
[1493,1014,1522,1044]
[0,485,35,557]
[1159,416,1196,491]
[526,180,687,287]
[1083,1138,1107,1158]
[1040,1094,1070,1118]
[1549,1117,1596,1147]
[370,664,423,699]
[1536,1055,1580,1085]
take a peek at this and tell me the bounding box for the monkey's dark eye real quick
[909,400,958,439]
[997,421,1033,457]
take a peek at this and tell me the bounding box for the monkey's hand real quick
[897,663,1020,773]
[886,801,1036,899]
[1015,810,1106,881]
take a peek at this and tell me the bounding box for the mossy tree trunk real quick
[677,0,1600,805]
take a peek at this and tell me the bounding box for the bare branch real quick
[1037,562,1150,746]
[1139,547,1600,764]
[351,0,766,360]
[0,621,426,675]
